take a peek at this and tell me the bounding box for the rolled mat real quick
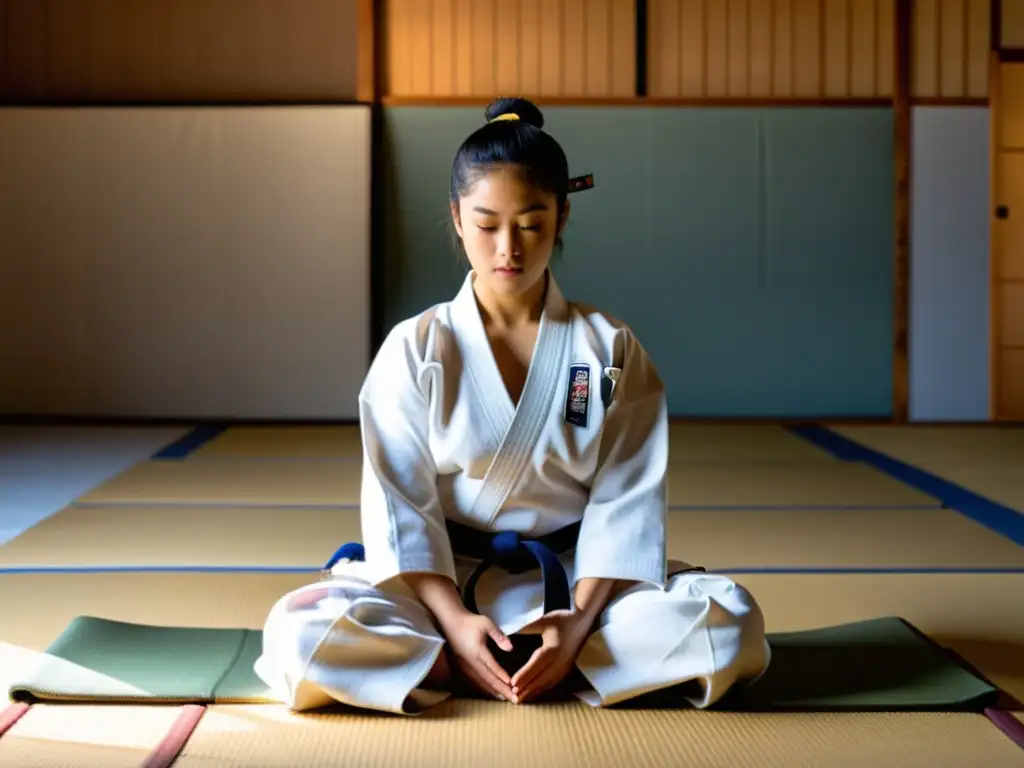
[7,615,999,712]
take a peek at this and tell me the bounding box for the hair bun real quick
[484,97,545,129]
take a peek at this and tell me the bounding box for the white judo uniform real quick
[254,271,770,715]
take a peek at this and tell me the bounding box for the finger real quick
[519,661,570,703]
[475,654,516,700]
[465,653,515,701]
[484,621,514,653]
[477,645,511,685]
[511,646,554,691]
[458,659,511,701]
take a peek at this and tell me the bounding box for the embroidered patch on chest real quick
[564,364,590,427]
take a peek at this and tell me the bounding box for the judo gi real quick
[254,271,770,714]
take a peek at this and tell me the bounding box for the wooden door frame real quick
[990,47,1024,422]
[990,50,1001,422]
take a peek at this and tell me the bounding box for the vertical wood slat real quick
[383,0,635,98]
[1001,0,1024,47]
[649,0,891,99]
[357,0,376,101]
[646,0,989,101]
[2,0,361,103]
[913,0,991,99]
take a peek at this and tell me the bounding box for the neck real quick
[473,271,547,329]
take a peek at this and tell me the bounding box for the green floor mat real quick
[7,615,1001,711]
[8,616,274,705]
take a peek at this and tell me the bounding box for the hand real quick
[442,611,517,701]
[510,610,591,703]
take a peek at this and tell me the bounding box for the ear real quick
[450,201,465,239]
[557,199,571,237]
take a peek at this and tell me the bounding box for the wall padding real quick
[909,107,991,421]
[0,107,371,419]
[382,106,894,418]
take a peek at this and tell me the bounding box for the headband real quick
[485,112,595,194]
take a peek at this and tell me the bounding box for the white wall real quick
[0,106,371,419]
[909,107,991,422]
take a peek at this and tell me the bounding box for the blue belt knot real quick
[447,519,580,615]
[321,521,582,616]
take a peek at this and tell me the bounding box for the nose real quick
[497,226,522,259]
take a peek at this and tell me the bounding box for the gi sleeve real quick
[356,318,457,584]
[574,328,669,587]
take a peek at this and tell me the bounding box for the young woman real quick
[255,97,770,715]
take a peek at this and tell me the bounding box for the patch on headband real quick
[568,174,595,193]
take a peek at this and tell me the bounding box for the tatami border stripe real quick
[984,708,1024,750]
[139,704,207,768]
[0,702,30,740]
[788,425,1024,548]
[152,425,227,459]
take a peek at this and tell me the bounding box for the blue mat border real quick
[788,424,1024,549]
[152,424,227,459]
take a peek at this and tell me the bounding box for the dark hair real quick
[449,97,571,224]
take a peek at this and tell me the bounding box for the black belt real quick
[322,521,581,615]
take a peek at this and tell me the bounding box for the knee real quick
[667,571,766,632]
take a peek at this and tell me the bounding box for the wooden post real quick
[892,0,912,423]
[356,0,377,103]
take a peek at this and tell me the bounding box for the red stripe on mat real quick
[140,704,207,768]
[0,702,31,738]
[985,708,1024,750]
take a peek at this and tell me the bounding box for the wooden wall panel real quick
[1001,0,1024,48]
[647,0,894,100]
[384,0,636,99]
[912,0,990,99]
[0,0,360,103]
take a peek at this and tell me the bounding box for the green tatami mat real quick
[8,615,999,712]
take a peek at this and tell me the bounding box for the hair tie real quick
[488,113,520,124]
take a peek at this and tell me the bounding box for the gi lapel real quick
[451,270,572,527]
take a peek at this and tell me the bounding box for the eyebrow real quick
[472,203,548,215]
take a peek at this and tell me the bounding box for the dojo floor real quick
[1,422,1022,767]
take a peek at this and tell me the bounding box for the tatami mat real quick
[2,571,1022,767]
[2,504,1021,571]
[75,460,361,507]
[666,462,938,508]
[2,572,1022,700]
[184,424,838,464]
[0,505,359,568]
[825,425,1024,513]
[176,703,1021,768]
[73,457,937,509]
[189,425,363,460]
[669,424,838,462]
[919,465,1024,513]
[830,425,1024,470]
[0,705,183,768]
[665,508,1024,570]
